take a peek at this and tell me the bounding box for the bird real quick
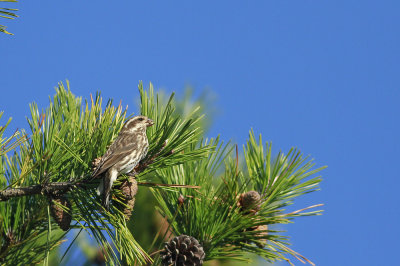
[92,115,154,210]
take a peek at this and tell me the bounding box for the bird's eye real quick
[138,117,144,121]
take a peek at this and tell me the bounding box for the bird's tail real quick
[101,176,111,211]
[102,190,110,211]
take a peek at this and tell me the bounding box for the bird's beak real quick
[146,119,154,127]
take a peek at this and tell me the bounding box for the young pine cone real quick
[160,235,205,266]
[118,177,138,220]
[50,196,72,231]
[239,190,261,213]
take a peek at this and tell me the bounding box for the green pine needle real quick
[0,81,325,266]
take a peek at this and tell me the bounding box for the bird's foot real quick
[126,171,137,177]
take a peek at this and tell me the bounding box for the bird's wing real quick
[91,132,142,178]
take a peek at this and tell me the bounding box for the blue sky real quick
[1,1,399,265]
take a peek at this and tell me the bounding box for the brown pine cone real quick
[118,177,138,220]
[239,190,261,213]
[50,196,72,231]
[161,235,205,266]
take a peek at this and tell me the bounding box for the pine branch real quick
[0,140,169,201]
[151,133,325,265]
[0,181,201,201]
[0,81,326,265]
[0,182,77,201]
[1,82,213,264]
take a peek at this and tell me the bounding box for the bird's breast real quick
[117,140,149,174]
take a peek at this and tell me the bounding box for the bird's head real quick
[123,115,154,132]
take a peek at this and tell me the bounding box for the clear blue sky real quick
[1,1,399,265]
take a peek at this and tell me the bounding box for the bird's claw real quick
[127,171,137,177]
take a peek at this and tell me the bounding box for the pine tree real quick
[0,81,325,265]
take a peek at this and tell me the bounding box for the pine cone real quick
[239,191,261,213]
[50,196,72,231]
[161,235,205,266]
[118,177,138,220]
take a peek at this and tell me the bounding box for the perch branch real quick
[0,182,81,201]
[0,140,169,201]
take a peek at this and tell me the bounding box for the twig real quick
[0,182,81,201]
[271,240,315,266]
[137,182,200,189]
[235,144,239,176]
[1,129,20,151]
[0,140,169,201]
[149,249,163,258]
[282,203,324,217]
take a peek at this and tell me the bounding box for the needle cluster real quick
[0,81,325,266]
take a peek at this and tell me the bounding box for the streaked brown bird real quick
[92,115,154,210]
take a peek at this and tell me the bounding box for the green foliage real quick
[0,122,63,265]
[26,81,127,183]
[0,81,147,265]
[137,81,212,180]
[151,131,325,265]
[0,112,25,156]
[0,0,18,35]
[127,86,216,255]
[244,130,325,219]
[0,81,325,265]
